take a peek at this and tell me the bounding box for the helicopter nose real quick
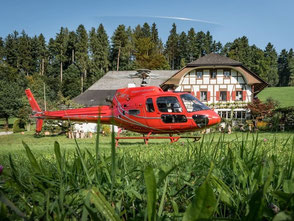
[192,110,221,128]
[207,110,221,126]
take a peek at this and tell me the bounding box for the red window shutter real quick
[196,91,200,99]
[242,90,247,101]
[227,91,230,101]
[216,91,220,101]
[232,91,236,101]
[207,91,210,101]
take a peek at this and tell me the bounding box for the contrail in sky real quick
[97,15,220,25]
[153,16,220,25]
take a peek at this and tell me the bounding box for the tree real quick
[278,49,289,86]
[0,37,4,62]
[178,31,188,66]
[62,64,81,98]
[187,28,198,62]
[54,27,69,83]
[18,30,33,75]
[75,24,89,92]
[287,49,294,86]
[4,31,19,69]
[110,25,133,71]
[67,31,77,64]
[264,43,278,86]
[0,64,26,129]
[249,45,268,79]
[165,23,179,69]
[227,36,251,68]
[89,24,109,75]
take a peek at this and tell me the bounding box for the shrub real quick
[13,118,26,133]
[101,124,111,136]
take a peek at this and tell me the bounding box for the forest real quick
[0,22,294,127]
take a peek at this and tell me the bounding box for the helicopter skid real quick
[115,134,201,147]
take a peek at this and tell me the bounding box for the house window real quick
[196,70,203,79]
[224,69,231,78]
[220,91,227,101]
[210,70,217,79]
[200,91,207,101]
[236,91,243,101]
[146,98,155,112]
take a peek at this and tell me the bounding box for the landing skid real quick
[115,131,201,147]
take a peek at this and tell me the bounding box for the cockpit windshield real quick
[180,93,210,112]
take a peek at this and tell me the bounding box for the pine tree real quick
[18,30,34,75]
[0,37,4,62]
[178,31,188,65]
[110,25,133,71]
[4,31,19,69]
[141,23,151,38]
[264,42,278,86]
[187,28,198,62]
[165,23,179,69]
[75,24,89,92]
[196,31,206,57]
[227,36,251,68]
[278,49,289,86]
[287,49,294,86]
[151,23,159,51]
[54,27,69,83]
[96,24,109,72]
[67,31,77,64]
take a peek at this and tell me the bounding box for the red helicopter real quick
[25,71,221,145]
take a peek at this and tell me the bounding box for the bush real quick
[101,124,111,136]
[13,118,26,133]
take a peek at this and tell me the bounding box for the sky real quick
[0,0,293,52]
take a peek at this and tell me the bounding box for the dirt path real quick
[0,132,13,136]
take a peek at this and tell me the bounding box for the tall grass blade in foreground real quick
[85,187,121,221]
[183,165,217,221]
[144,166,156,221]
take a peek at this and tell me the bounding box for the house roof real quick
[73,70,178,106]
[187,53,242,67]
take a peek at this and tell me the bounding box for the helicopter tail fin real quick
[25,89,42,113]
[25,89,43,133]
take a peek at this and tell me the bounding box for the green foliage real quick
[0,132,293,220]
[12,118,26,133]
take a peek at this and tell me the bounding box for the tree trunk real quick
[41,58,45,75]
[60,61,63,83]
[81,73,83,93]
[117,46,121,71]
[84,68,87,80]
[72,49,75,63]
[4,117,9,131]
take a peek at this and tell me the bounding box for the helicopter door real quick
[144,97,158,127]
[155,96,187,127]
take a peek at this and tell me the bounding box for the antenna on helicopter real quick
[128,69,159,87]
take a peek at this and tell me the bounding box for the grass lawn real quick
[0,130,293,157]
[1,130,294,220]
[258,86,294,107]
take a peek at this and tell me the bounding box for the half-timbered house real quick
[161,53,268,121]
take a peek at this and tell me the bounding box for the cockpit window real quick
[180,93,210,112]
[156,96,182,113]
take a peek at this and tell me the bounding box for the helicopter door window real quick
[146,98,155,112]
[156,96,182,113]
